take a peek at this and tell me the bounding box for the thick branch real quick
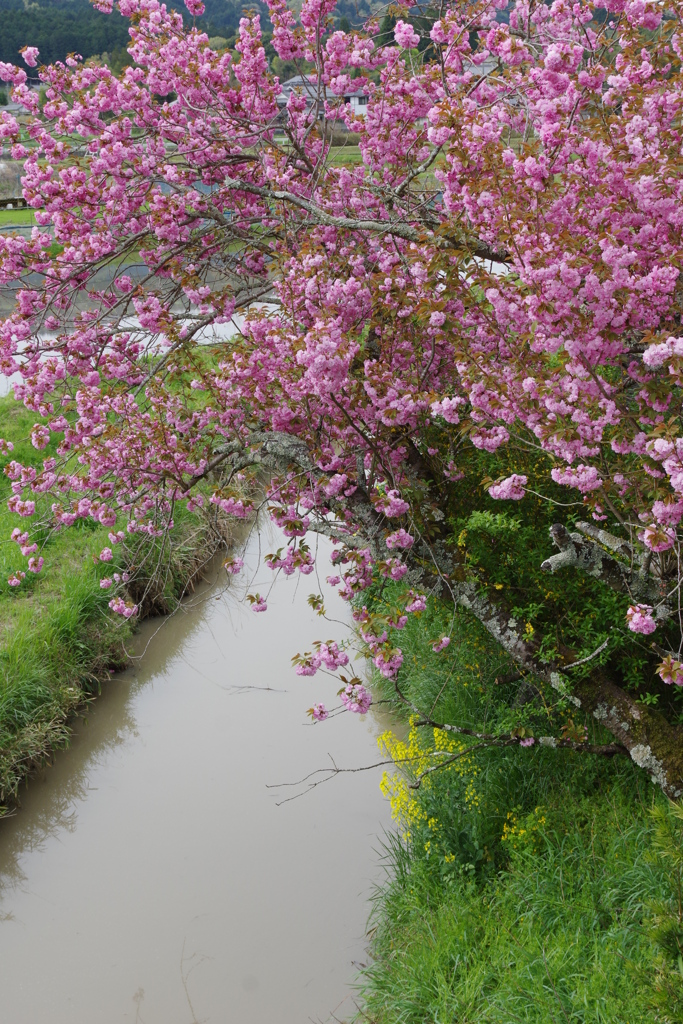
[221,177,510,262]
[443,575,683,798]
[574,520,633,560]
[540,523,667,609]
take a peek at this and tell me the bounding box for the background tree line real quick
[0,0,416,82]
[0,0,270,69]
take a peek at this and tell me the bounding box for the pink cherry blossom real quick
[309,703,329,722]
[373,649,404,679]
[295,654,321,676]
[431,398,465,425]
[317,641,349,669]
[340,683,372,714]
[224,556,244,575]
[626,604,657,635]
[393,20,420,48]
[375,489,410,517]
[21,47,39,67]
[30,425,50,449]
[641,525,676,553]
[108,597,138,618]
[386,529,415,550]
[657,656,683,686]
[488,475,527,501]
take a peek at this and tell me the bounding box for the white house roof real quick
[277,74,366,106]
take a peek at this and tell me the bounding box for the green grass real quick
[0,570,133,803]
[360,797,668,1024]
[329,144,363,166]
[357,589,683,1024]
[0,209,35,227]
[0,397,134,800]
[0,398,112,620]
[0,394,229,804]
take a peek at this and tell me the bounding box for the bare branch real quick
[221,177,510,262]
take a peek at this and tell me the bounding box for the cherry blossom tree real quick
[2,0,683,792]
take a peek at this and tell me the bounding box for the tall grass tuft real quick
[0,569,131,803]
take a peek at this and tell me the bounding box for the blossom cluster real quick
[2,0,683,708]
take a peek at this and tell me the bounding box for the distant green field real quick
[0,209,35,227]
[329,145,363,166]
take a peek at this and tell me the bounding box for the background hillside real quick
[0,0,272,69]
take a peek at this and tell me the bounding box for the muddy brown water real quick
[0,524,395,1023]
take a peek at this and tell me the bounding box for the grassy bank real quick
[0,396,230,806]
[358,590,683,1023]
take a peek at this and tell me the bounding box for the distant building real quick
[277,74,368,119]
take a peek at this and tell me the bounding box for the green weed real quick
[358,591,679,1023]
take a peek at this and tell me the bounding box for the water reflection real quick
[0,578,207,895]
[0,646,157,893]
[0,525,392,1024]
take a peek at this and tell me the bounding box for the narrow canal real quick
[0,522,393,1023]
